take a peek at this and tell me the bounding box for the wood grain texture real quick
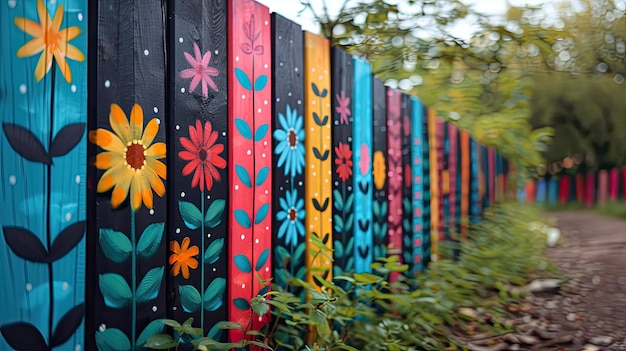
[167,0,229,339]
[371,78,388,262]
[304,32,332,288]
[386,89,403,278]
[410,97,424,273]
[228,0,273,339]
[331,48,354,277]
[271,13,307,293]
[2,1,88,350]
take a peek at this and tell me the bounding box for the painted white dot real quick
[242,283,246,288]
[257,108,262,113]
[98,324,106,332]
[265,267,269,272]
[9,175,16,185]
[241,234,245,240]
[325,179,328,183]
[264,190,269,194]
[181,87,186,93]
[288,92,292,96]
[329,218,332,222]
[152,306,157,312]
[212,268,216,272]
[289,39,293,44]
[311,100,315,105]
[265,226,269,230]
[207,195,210,199]
[75,345,81,351]
[176,228,181,233]
[262,153,266,158]
[8,0,16,8]
[319,75,323,80]
[19,84,27,94]
[247,150,252,155]
[314,192,318,197]
[327,170,331,174]
[311,164,315,169]
[242,94,246,99]
[65,213,72,221]
[278,35,283,40]
[173,306,177,311]
[25,283,32,292]
[264,100,268,105]
[255,239,259,244]
[181,192,186,197]
[222,132,226,136]
[314,217,318,221]
[310,128,314,132]
[75,175,81,184]
[207,233,211,238]
[263,141,267,146]
[71,85,77,93]
[279,62,283,66]
[62,282,69,290]
[149,209,154,215]
[214,50,219,55]
[235,185,239,190]
[176,125,180,130]
[155,118,161,125]
[264,64,268,69]
[179,37,184,43]
[153,107,158,113]
[310,225,314,229]
[264,20,268,25]
[276,98,280,102]
[235,56,240,62]
[297,100,301,105]
[144,49,149,56]
[104,80,111,88]
[298,181,303,186]
[77,12,84,22]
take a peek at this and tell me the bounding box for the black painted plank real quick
[271,13,307,291]
[331,47,354,277]
[400,95,413,276]
[371,77,387,261]
[421,105,432,267]
[167,0,229,340]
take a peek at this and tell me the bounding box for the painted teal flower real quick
[273,104,305,178]
[276,190,305,247]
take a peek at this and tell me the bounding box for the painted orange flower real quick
[89,103,166,211]
[169,237,199,279]
[373,151,386,190]
[14,0,85,83]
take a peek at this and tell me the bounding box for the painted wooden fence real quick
[0,0,505,350]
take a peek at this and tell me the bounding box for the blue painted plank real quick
[410,97,424,273]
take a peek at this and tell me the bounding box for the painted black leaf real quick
[2,226,48,263]
[320,88,328,98]
[358,246,369,259]
[49,123,86,157]
[359,182,369,194]
[311,83,321,97]
[2,123,51,164]
[358,220,370,232]
[49,221,85,262]
[312,147,329,161]
[1,322,48,350]
[51,303,84,347]
[320,198,329,212]
[320,115,329,125]
[322,233,329,244]
[313,112,323,126]
[257,285,270,296]
[312,198,322,212]
[322,269,330,281]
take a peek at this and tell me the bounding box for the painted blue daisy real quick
[276,190,305,247]
[273,104,305,178]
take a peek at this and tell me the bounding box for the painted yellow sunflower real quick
[14,0,85,83]
[89,103,166,211]
[373,151,386,190]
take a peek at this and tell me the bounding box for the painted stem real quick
[47,63,56,351]
[131,208,136,349]
[201,190,205,332]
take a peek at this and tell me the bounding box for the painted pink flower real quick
[335,91,351,124]
[180,42,219,98]
[359,144,370,176]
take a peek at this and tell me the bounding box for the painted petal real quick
[170,240,181,254]
[278,220,289,240]
[94,151,122,170]
[201,80,208,98]
[193,42,202,62]
[182,159,200,176]
[16,37,44,58]
[37,0,51,30]
[88,129,125,153]
[203,166,213,191]
[187,258,199,269]
[146,158,166,179]
[202,50,211,67]
[171,262,181,276]
[203,121,214,145]
[276,211,287,221]
[53,49,72,83]
[97,164,127,193]
[130,104,144,140]
[206,77,218,92]
[141,118,159,146]
[180,68,196,79]
[51,3,64,31]
[65,44,85,62]
[190,165,201,188]
[189,75,201,94]
[197,162,205,191]
[146,142,166,159]
[142,186,154,209]
[60,26,81,41]
[181,263,190,279]
[178,150,197,161]
[109,103,131,143]
[183,51,198,67]
[34,49,53,82]
[13,18,43,37]
[108,166,132,207]
[130,172,143,211]
[144,165,166,197]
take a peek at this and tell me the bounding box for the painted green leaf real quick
[137,223,164,259]
[179,285,201,313]
[373,201,380,217]
[345,194,354,211]
[136,266,164,303]
[293,243,306,264]
[235,165,252,187]
[344,214,354,233]
[254,124,269,142]
[137,319,165,350]
[234,254,252,273]
[333,190,343,211]
[333,214,344,232]
[254,203,269,224]
[95,328,131,351]
[254,75,268,91]
[381,201,388,215]
[99,273,132,308]
[346,257,354,271]
[380,224,388,238]
[99,229,131,263]
[334,240,344,258]
[274,268,287,286]
[204,238,224,264]
[296,266,306,280]
[234,118,252,140]
[179,201,203,230]
[203,277,226,311]
[374,223,381,236]
[204,199,226,228]
[256,167,269,186]
[234,209,251,229]
[274,246,290,267]
[255,248,270,271]
[346,237,354,254]
[233,298,250,311]
[234,68,252,91]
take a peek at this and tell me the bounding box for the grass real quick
[541,200,626,219]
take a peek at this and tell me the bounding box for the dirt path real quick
[531,211,626,350]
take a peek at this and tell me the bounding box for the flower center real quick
[288,129,297,148]
[288,207,297,221]
[125,140,146,171]
[199,149,208,161]
[44,29,62,50]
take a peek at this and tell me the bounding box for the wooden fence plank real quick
[609,168,619,202]
[88,0,168,349]
[386,89,403,277]
[271,13,307,292]
[304,32,332,288]
[460,131,470,239]
[228,0,273,338]
[401,95,414,274]
[410,97,424,273]
[427,108,440,259]
[470,137,481,223]
[353,58,374,273]
[448,124,458,235]
[372,78,388,262]
[421,106,432,265]
[331,48,354,277]
[2,1,88,350]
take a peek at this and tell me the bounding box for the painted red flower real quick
[179,120,226,191]
[334,142,353,182]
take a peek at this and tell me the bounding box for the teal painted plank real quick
[1,0,87,350]
[410,97,424,273]
[352,58,373,273]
